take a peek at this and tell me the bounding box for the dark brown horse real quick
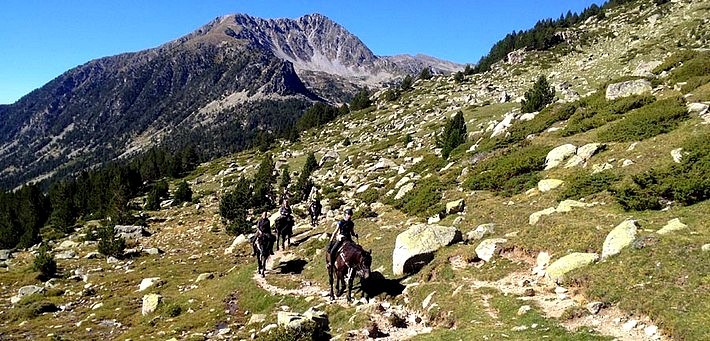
[253,232,271,277]
[309,201,322,227]
[326,241,372,302]
[275,216,294,251]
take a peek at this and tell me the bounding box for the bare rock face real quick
[605,79,652,100]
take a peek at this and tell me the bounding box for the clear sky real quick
[0,0,600,104]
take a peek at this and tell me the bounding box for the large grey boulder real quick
[141,294,162,315]
[394,182,415,200]
[277,307,328,331]
[57,240,79,250]
[602,220,639,259]
[319,149,339,167]
[545,144,577,170]
[605,79,652,100]
[11,285,45,304]
[114,225,150,239]
[392,224,462,276]
[546,253,599,283]
[475,238,507,262]
[55,250,78,260]
[538,179,563,192]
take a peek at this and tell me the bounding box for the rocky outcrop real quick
[546,253,599,283]
[445,199,465,215]
[605,79,652,100]
[114,225,150,240]
[277,307,329,331]
[392,224,462,276]
[602,219,638,259]
[657,218,687,235]
[538,179,564,192]
[466,223,495,241]
[545,144,577,170]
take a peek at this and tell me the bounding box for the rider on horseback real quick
[327,208,358,270]
[309,197,322,226]
[277,198,293,228]
[252,210,275,255]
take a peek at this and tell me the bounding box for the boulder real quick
[556,199,596,213]
[356,184,370,194]
[367,158,398,172]
[491,112,516,138]
[138,277,162,292]
[591,162,613,174]
[538,179,563,192]
[114,225,150,239]
[545,144,577,170]
[529,207,556,225]
[657,218,687,235]
[602,219,638,259]
[392,224,462,276]
[576,143,603,161]
[0,249,11,261]
[546,253,599,283]
[394,182,415,200]
[57,240,79,250]
[141,294,162,315]
[633,61,662,78]
[196,273,214,282]
[395,176,411,189]
[671,148,683,163]
[11,285,46,304]
[445,199,465,214]
[467,223,495,241]
[55,250,78,260]
[687,102,709,118]
[475,238,507,262]
[225,234,249,255]
[605,79,652,100]
[277,308,328,331]
[319,149,339,167]
[142,247,162,255]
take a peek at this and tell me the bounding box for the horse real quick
[326,241,372,302]
[308,201,321,227]
[253,232,271,277]
[274,215,294,251]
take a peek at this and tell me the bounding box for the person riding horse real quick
[277,198,293,228]
[327,208,358,270]
[309,197,322,227]
[252,211,274,256]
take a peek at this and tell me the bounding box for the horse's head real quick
[357,249,372,280]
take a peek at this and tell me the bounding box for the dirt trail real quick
[463,251,667,341]
[253,249,431,340]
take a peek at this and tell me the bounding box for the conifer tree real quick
[439,111,467,159]
[521,75,555,113]
[418,67,432,80]
[173,181,193,204]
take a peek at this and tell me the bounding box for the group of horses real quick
[252,203,372,302]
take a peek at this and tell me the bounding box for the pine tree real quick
[349,89,372,111]
[521,75,556,113]
[279,165,291,193]
[439,111,467,159]
[173,181,193,204]
[400,75,413,91]
[49,181,77,233]
[252,154,276,210]
[418,67,432,80]
[294,152,318,202]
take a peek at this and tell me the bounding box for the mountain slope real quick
[0,13,460,190]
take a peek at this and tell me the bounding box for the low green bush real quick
[614,133,710,210]
[261,320,328,341]
[353,205,378,219]
[464,145,549,196]
[97,225,126,258]
[653,50,699,74]
[563,94,655,136]
[598,96,687,142]
[33,244,57,280]
[356,187,380,205]
[558,172,620,201]
[668,51,710,85]
[394,177,445,218]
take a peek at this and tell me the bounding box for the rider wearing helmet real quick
[327,208,358,269]
[252,210,275,255]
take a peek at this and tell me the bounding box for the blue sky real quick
[0,0,600,104]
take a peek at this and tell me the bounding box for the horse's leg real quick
[347,268,356,302]
[328,265,335,300]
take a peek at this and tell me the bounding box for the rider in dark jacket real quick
[327,208,357,269]
[278,198,293,227]
[309,198,322,226]
[252,211,274,255]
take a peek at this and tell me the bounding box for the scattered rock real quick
[517,305,531,316]
[0,249,12,261]
[142,247,162,255]
[84,251,101,259]
[538,179,563,192]
[657,218,687,235]
[529,207,556,225]
[467,223,495,241]
[622,159,634,167]
[394,182,415,200]
[586,301,604,315]
[605,79,652,100]
[55,250,78,260]
[114,225,150,240]
[602,219,638,259]
[319,149,339,167]
[491,112,516,138]
[671,148,683,163]
[141,294,162,315]
[644,325,659,336]
[196,273,214,282]
[475,238,508,262]
[11,285,45,304]
[702,244,710,252]
[138,277,162,292]
[422,291,436,309]
[248,314,266,325]
[622,319,638,331]
[545,144,577,170]
[57,240,79,250]
[687,102,709,121]
[546,253,599,283]
[592,162,613,174]
[445,199,465,214]
[392,224,462,276]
